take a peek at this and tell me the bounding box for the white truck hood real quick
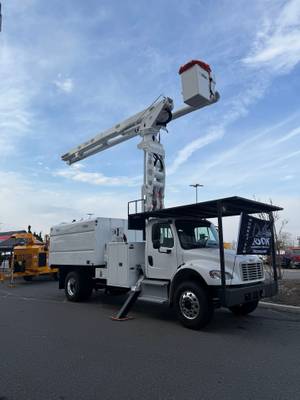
[181,247,263,285]
[182,247,236,270]
[182,247,260,266]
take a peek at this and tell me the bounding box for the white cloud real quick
[168,74,269,175]
[54,76,74,94]
[261,149,300,169]
[167,111,300,197]
[243,0,300,72]
[0,171,131,233]
[222,195,300,243]
[271,126,300,146]
[192,113,300,175]
[0,44,34,154]
[1,170,298,245]
[55,165,140,187]
[168,127,224,175]
[281,175,294,181]
[167,0,300,178]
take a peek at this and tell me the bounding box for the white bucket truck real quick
[49,197,280,329]
[50,60,279,329]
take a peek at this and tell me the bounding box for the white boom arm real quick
[62,97,174,165]
[61,60,220,212]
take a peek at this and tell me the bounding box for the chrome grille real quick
[240,263,263,281]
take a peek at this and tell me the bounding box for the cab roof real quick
[128,196,282,230]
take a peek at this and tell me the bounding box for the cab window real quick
[152,223,174,248]
[175,220,219,250]
[194,226,216,242]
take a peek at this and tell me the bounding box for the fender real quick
[169,264,209,305]
[175,260,219,283]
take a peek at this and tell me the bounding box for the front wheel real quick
[65,270,92,302]
[174,281,214,330]
[229,300,259,316]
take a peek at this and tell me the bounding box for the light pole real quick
[189,183,203,203]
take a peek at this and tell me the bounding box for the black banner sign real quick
[237,213,273,255]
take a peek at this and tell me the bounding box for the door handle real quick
[148,256,153,266]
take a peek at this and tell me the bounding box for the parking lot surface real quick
[281,268,300,280]
[1,279,300,400]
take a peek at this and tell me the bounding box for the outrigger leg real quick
[111,277,143,321]
[111,290,141,321]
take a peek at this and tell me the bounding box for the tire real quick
[174,281,214,330]
[229,300,259,316]
[23,275,33,282]
[64,270,92,302]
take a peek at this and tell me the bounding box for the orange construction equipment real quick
[1,232,58,282]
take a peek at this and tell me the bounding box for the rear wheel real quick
[65,270,92,302]
[23,275,33,282]
[229,300,259,316]
[174,281,214,330]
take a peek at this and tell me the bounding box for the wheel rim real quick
[67,277,77,297]
[179,290,200,320]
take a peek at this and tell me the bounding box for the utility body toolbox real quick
[49,217,142,268]
[106,242,145,287]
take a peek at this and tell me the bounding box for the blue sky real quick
[0,0,300,241]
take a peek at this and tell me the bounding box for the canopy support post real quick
[217,201,226,303]
[269,212,278,282]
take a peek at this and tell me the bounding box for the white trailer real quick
[50,60,280,329]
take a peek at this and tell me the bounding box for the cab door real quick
[146,222,178,279]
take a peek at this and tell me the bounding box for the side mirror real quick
[153,239,161,250]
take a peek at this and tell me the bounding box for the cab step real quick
[141,279,169,287]
[138,295,168,304]
[112,278,170,320]
[139,278,169,303]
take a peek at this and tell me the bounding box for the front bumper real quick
[214,280,278,308]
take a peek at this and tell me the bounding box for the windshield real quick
[175,220,219,250]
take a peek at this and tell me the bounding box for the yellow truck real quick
[7,232,58,281]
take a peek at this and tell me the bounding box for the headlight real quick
[209,270,233,280]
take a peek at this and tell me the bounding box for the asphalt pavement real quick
[1,278,300,400]
[281,268,300,280]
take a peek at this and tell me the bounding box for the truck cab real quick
[147,218,263,285]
